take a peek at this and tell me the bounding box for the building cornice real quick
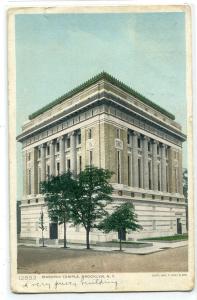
[17,91,186,143]
[28,71,175,121]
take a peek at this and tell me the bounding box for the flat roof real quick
[28,71,175,121]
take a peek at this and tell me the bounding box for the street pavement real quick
[18,240,188,255]
[17,245,188,273]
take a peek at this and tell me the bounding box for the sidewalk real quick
[18,240,188,255]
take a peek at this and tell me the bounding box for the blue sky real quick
[15,12,187,199]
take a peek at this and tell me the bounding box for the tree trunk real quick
[119,237,122,251]
[42,229,44,247]
[63,219,67,248]
[86,227,90,249]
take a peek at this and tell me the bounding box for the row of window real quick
[127,133,169,156]
[25,194,181,205]
[27,198,39,204]
[27,127,173,162]
[36,134,82,159]
[117,190,180,202]
[117,150,176,192]
[27,152,94,195]
[116,128,170,157]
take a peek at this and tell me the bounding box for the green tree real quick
[183,169,188,200]
[98,202,142,251]
[39,208,46,247]
[71,166,113,249]
[183,168,188,231]
[40,171,76,248]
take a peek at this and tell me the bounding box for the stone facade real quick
[17,72,187,243]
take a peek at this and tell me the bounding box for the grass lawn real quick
[139,233,188,241]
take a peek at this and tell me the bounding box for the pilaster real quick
[152,140,158,191]
[70,131,77,175]
[41,144,46,181]
[23,150,27,196]
[161,144,167,192]
[49,140,55,176]
[143,136,149,190]
[59,136,65,174]
[132,131,138,187]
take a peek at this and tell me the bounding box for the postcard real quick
[8,5,194,293]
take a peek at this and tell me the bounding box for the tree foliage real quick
[70,165,114,249]
[183,168,188,231]
[183,169,188,202]
[40,171,76,248]
[39,209,46,247]
[40,166,114,249]
[98,202,142,251]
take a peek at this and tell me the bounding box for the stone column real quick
[143,136,149,190]
[152,140,158,191]
[41,144,46,181]
[161,144,167,192]
[30,148,38,195]
[50,140,55,176]
[59,136,65,174]
[132,131,138,187]
[178,149,183,194]
[70,131,77,175]
[23,150,27,196]
[168,147,174,193]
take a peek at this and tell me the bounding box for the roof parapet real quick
[28,71,175,121]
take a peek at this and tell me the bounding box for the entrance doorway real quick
[49,223,58,239]
[176,218,182,234]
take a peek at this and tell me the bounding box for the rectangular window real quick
[148,161,152,190]
[89,151,93,165]
[28,169,31,194]
[67,138,70,148]
[57,162,60,176]
[47,165,50,177]
[38,149,41,159]
[117,151,121,184]
[47,145,50,156]
[79,156,82,172]
[158,164,161,191]
[56,142,60,152]
[165,147,168,158]
[148,141,151,152]
[78,133,81,145]
[166,165,169,192]
[138,158,141,188]
[116,128,120,139]
[137,137,141,148]
[157,144,160,155]
[175,167,178,193]
[127,133,130,144]
[67,159,71,170]
[38,167,41,193]
[88,129,92,139]
[128,155,130,186]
